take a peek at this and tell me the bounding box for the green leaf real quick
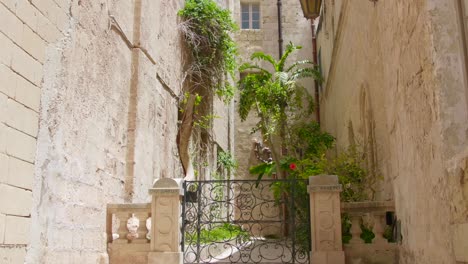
[249,162,275,186]
[236,42,323,141]
[178,0,238,102]
[249,162,275,175]
[239,63,271,75]
[251,52,276,67]
[277,42,301,71]
[274,72,288,85]
[286,60,314,73]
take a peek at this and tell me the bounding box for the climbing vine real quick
[178,0,238,101]
[217,150,238,177]
[177,0,238,177]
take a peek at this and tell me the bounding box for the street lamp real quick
[299,0,322,19]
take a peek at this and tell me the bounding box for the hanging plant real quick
[177,0,238,176]
[178,0,238,101]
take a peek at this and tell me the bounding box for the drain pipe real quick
[277,1,286,237]
[277,0,283,58]
[311,21,320,124]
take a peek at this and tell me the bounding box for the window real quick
[241,3,260,29]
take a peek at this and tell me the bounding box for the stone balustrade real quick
[106,178,184,264]
[341,201,398,264]
[106,203,152,263]
[106,203,152,243]
[104,176,398,264]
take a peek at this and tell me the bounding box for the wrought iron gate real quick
[181,179,310,264]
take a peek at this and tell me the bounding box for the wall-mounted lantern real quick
[299,0,322,19]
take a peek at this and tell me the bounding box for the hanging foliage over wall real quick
[177,0,238,177]
[178,0,238,101]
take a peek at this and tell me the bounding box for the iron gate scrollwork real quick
[181,179,310,264]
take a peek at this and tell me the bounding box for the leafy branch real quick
[238,42,321,179]
[177,0,238,176]
[178,0,238,101]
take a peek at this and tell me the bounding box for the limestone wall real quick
[233,0,314,179]
[316,0,468,263]
[0,0,234,263]
[0,0,61,261]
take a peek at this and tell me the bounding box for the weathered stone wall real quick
[24,0,186,262]
[233,0,313,69]
[317,0,468,263]
[233,0,314,179]
[0,0,234,263]
[213,97,233,153]
[0,0,63,261]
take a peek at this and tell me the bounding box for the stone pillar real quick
[308,175,345,264]
[147,178,184,264]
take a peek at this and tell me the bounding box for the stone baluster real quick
[133,212,150,243]
[308,175,345,264]
[147,178,184,264]
[348,214,363,244]
[126,213,140,241]
[115,212,130,243]
[146,217,152,240]
[111,214,120,241]
[372,213,387,244]
[106,211,113,243]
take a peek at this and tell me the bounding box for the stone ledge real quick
[308,184,342,193]
[148,188,180,194]
[341,201,395,214]
[107,203,151,210]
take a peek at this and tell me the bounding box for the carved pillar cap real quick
[308,175,342,193]
[149,178,184,195]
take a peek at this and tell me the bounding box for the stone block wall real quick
[0,0,64,261]
[316,0,468,263]
[24,0,187,262]
[0,0,234,263]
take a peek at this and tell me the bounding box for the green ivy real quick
[217,151,238,173]
[179,0,238,102]
[360,225,376,243]
[322,145,376,202]
[193,114,220,129]
[341,214,352,244]
[291,122,335,157]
